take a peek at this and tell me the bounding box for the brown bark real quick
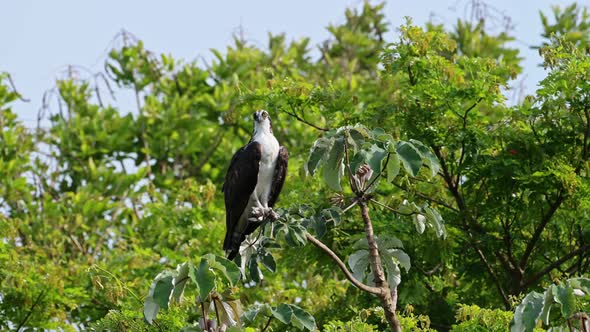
[359,200,402,332]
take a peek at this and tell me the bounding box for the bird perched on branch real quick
[222,110,288,260]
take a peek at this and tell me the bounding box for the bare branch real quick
[6,73,30,102]
[305,232,381,295]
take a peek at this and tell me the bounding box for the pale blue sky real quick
[0,0,579,126]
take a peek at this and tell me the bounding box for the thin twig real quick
[341,199,359,214]
[305,232,381,295]
[369,198,413,216]
[391,182,458,212]
[261,315,273,332]
[16,289,46,332]
[281,109,329,131]
[6,73,30,102]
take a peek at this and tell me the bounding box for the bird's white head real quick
[253,110,273,135]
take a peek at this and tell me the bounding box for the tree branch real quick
[305,232,381,295]
[281,109,329,131]
[455,99,481,185]
[16,289,46,332]
[391,181,459,213]
[369,198,413,216]
[519,191,564,269]
[359,201,401,332]
[521,243,590,290]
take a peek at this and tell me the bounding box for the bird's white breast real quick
[252,131,279,205]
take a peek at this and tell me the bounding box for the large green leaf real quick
[423,206,446,238]
[382,255,402,288]
[290,304,317,331]
[388,249,411,272]
[540,284,556,325]
[260,252,277,273]
[366,144,387,178]
[386,152,400,182]
[143,298,159,325]
[196,259,216,300]
[272,304,293,324]
[396,141,422,176]
[553,284,576,319]
[207,255,241,286]
[323,137,344,191]
[151,271,175,309]
[306,137,332,176]
[144,270,175,324]
[409,139,440,177]
[567,277,590,295]
[171,262,190,303]
[511,291,544,332]
[348,250,370,282]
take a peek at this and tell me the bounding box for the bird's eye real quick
[262,111,268,118]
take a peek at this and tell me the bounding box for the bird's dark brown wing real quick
[268,146,288,208]
[222,142,261,255]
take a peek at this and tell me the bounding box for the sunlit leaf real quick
[323,137,345,191]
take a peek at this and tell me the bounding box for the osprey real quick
[222,110,288,260]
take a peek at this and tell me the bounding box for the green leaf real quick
[413,214,426,234]
[272,304,293,324]
[377,235,404,250]
[290,305,317,331]
[553,284,576,319]
[306,215,327,238]
[196,259,215,300]
[567,277,590,295]
[396,141,422,176]
[143,297,159,325]
[366,144,387,178]
[260,252,276,273]
[409,139,440,177]
[350,150,367,173]
[386,152,400,182]
[210,255,241,286]
[321,207,342,226]
[152,272,175,309]
[323,137,344,191]
[382,256,402,288]
[511,291,544,332]
[348,128,367,151]
[540,285,556,325]
[171,262,190,303]
[423,206,446,238]
[144,270,175,324]
[389,249,411,272]
[348,250,370,282]
[306,137,332,176]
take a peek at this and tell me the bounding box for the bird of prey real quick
[222,110,288,260]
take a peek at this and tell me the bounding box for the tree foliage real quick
[1,1,590,331]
